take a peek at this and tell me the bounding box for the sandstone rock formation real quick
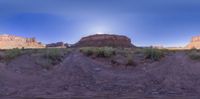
[46,42,68,48]
[74,34,134,47]
[0,34,45,49]
[186,36,200,49]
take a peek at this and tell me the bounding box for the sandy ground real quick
[0,51,200,99]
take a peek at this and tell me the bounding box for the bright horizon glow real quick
[96,32,104,34]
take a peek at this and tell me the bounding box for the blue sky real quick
[0,0,200,47]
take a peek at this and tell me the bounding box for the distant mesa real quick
[0,34,45,49]
[186,36,200,49]
[46,42,68,48]
[74,34,134,48]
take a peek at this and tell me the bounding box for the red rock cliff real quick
[74,34,134,47]
[0,34,45,49]
[186,36,200,49]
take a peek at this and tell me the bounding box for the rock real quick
[0,34,45,49]
[186,36,200,49]
[74,34,134,48]
[46,42,66,48]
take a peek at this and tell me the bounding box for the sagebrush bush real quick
[4,48,22,60]
[80,47,115,58]
[188,50,200,60]
[191,47,198,51]
[80,47,94,56]
[43,48,64,65]
[35,48,70,70]
[144,48,164,61]
[126,55,135,66]
[96,47,115,57]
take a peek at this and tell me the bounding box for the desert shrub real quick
[63,48,72,52]
[191,47,198,51]
[191,48,200,52]
[43,48,64,65]
[188,50,200,60]
[133,48,143,54]
[126,55,136,66]
[80,47,94,56]
[35,48,70,70]
[144,48,164,61]
[35,58,53,70]
[160,49,170,54]
[80,47,116,58]
[114,48,134,57]
[4,48,22,60]
[96,47,115,57]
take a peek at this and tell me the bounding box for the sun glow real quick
[96,32,104,34]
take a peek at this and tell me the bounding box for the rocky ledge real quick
[46,42,68,48]
[0,34,45,49]
[186,36,200,49]
[74,34,134,47]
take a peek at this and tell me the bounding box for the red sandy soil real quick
[0,51,200,99]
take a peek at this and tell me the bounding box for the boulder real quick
[0,34,45,49]
[186,36,200,49]
[74,34,134,48]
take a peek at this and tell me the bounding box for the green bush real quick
[144,48,164,61]
[80,47,115,58]
[126,55,136,66]
[43,48,64,65]
[96,47,115,57]
[35,48,70,70]
[188,50,200,60]
[191,47,198,51]
[80,47,94,56]
[4,48,22,60]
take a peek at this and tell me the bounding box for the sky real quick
[0,0,200,47]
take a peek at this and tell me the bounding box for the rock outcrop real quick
[74,34,134,47]
[0,34,45,49]
[186,36,200,49]
[46,42,68,48]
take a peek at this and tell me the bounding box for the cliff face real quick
[74,34,134,47]
[0,34,45,49]
[46,42,68,48]
[186,36,200,49]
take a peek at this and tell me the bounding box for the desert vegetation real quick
[4,48,22,61]
[80,47,167,67]
[80,47,165,61]
[143,48,165,61]
[37,49,64,69]
[125,54,135,66]
[0,48,71,70]
[80,47,116,58]
[80,47,138,66]
[188,49,200,60]
[80,47,170,66]
[34,48,71,70]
